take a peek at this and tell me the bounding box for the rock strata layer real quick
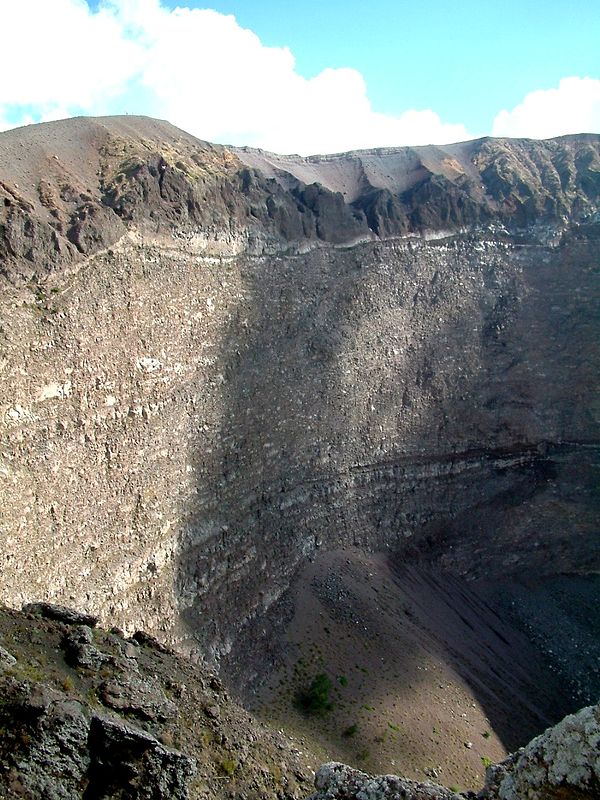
[0,116,598,669]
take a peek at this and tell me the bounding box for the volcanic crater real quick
[0,115,599,792]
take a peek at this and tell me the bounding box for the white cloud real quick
[1,1,598,154]
[0,0,470,154]
[0,0,143,115]
[492,77,600,139]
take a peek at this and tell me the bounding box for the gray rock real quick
[308,762,464,799]
[23,602,98,627]
[99,675,177,722]
[0,645,17,669]
[204,703,221,720]
[62,625,109,669]
[0,679,91,800]
[479,702,600,799]
[0,677,195,799]
[87,715,196,800]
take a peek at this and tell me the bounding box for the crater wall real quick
[0,117,598,666]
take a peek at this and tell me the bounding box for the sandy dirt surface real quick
[246,548,579,793]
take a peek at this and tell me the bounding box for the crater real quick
[0,116,598,791]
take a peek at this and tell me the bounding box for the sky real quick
[1,0,599,154]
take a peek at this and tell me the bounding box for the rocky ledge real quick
[1,602,599,799]
[310,703,600,799]
[0,603,313,799]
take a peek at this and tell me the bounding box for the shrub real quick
[295,673,333,715]
[219,758,237,776]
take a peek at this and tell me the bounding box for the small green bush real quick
[219,758,237,776]
[295,673,333,715]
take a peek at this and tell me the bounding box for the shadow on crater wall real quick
[174,229,600,748]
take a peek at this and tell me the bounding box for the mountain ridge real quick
[2,115,599,284]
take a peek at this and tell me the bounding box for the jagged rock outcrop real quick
[308,762,463,799]
[480,703,600,799]
[0,678,196,800]
[0,603,313,799]
[308,703,600,798]
[0,116,598,681]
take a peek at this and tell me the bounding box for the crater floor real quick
[231,549,600,792]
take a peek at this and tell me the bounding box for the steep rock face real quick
[0,117,599,668]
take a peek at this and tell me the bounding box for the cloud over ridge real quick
[0,0,598,154]
[492,77,600,140]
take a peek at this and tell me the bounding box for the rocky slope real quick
[0,602,314,799]
[0,117,599,754]
[1,601,598,800]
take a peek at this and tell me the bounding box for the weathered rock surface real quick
[309,703,600,798]
[62,624,110,670]
[0,604,313,799]
[0,116,598,696]
[23,601,99,627]
[0,675,195,799]
[99,673,178,721]
[308,762,464,799]
[480,703,600,799]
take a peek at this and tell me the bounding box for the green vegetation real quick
[294,673,333,715]
[481,756,493,768]
[342,723,358,738]
[338,675,348,687]
[219,758,237,777]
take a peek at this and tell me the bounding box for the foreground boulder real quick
[0,604,313,799]
[0,678,195,799]
[480,703,600,799]
[308,762,465,799]
[308,703,600,799]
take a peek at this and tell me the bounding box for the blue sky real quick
[188,0,600,130]
[2,0,599,153]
